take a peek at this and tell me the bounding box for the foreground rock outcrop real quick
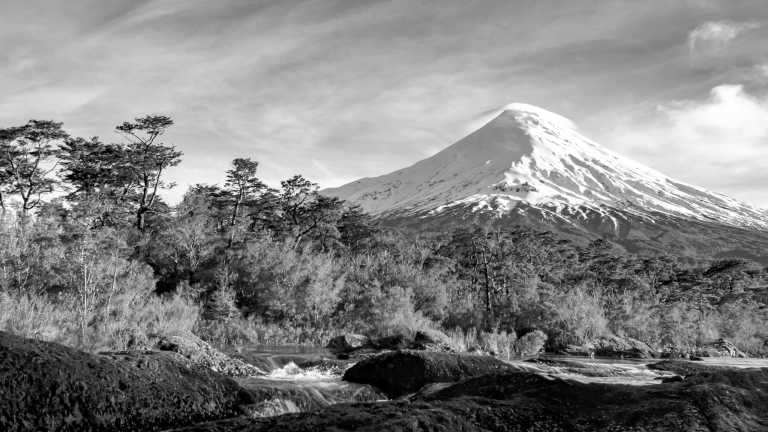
[155,333,265,377]
[342,350,525,397]
[0,331,254,432]
[173,361,768,431]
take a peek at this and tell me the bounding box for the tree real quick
[337,204,378,252]
[59,136,120,199]
[277,175,345,248]
[59,136,127,227]
[115,115,182,231]
[222,158,265,246]
[0,120,68,215]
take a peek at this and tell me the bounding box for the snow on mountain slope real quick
[324,103,768,231]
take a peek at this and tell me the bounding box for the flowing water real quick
[231,346,768,418]
[520,355,675,385]
[233,345,384,418]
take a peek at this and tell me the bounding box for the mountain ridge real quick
[324,103,768,261]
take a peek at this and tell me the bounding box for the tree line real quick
[0,115,766,356]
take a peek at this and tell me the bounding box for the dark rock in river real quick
[562,334,657,358]
[648,359,726,376]
[327,331,454,360]
[0,331,253,432]
[697,338,748,358]
[297,358,353,375]
[326,334,370,355]
[661,338,748,360]
[175,364,768,431]
[342,350,522,397]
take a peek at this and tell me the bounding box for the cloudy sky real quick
[2,0,768,207]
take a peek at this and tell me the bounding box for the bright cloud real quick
[688,20,761,55]
[661,85,768,143]
[607,84,768,207]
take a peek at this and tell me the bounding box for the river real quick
[230,345,768,418]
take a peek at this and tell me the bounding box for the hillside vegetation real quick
[1,116,766,356]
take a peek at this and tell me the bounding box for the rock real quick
[661,375,684,383]
[561,342,596,357]
[591,335,656,358]
[595,335,656,358]
[327,332,455,360]
[370,334,409,350]
[297,358,353,375]
[561,335,657,358]
[698,338,748,358]
[342,350,523,397]
[326,334,370,355]
[172,365,768,431]
[648,359,725,376]
[662,339,748,360]
[0,331,254,432]
[412,330,453,352]
[155,333,265,377]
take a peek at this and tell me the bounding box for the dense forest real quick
[1,116,766,356]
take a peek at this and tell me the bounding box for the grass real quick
[0,289,199,352]
[445,327,547,360]
[196,318,336,349]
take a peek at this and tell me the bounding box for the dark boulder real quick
[326,334,370,355]
[0,331,253,432]
[342,350,522,397]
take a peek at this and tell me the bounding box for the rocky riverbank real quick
[0,331,254,432]
[173,357,768,431]
[3,330,767,431]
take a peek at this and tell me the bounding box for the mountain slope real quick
[324,103,768,260]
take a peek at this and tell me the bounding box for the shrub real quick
[196,317,334,348]
[0,291,78,346]
[0,266,200,352]
[513,330,547,357]
[548,284,608,347]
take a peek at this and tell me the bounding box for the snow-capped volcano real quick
[325,103,768,232]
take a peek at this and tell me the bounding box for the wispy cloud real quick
[688,20,761,56]
[2,1,768,206]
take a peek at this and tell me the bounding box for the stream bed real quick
[230,346,768,418]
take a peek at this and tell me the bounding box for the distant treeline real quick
[0,115,766,355]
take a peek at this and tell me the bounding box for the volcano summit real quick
[325,104,768,260]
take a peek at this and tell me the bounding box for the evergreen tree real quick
[0,120,68,215]
[115,115,182,231]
